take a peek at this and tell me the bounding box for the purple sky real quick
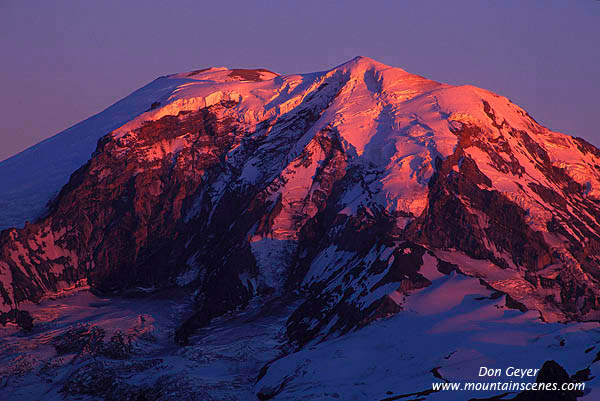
[1,1,598,161]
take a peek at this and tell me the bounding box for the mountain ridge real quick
[1,57,600,350]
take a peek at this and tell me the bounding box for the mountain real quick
[1,57,600,400]
[0,76,191,231]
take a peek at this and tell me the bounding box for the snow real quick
[258,135,328,240]
[419,252,445,281]
[3,56,594,236]
[257,262,600,401]
[0,76,195,230]
[175,267,200,287]
[250,238,297,292]
[434,250,566,322]
[0,289,299,401]
[406,271,490,316]
[2,254,600,400]
[2,54,596,239]
[302,245,356,286]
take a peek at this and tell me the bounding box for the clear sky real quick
[1,0,598,161]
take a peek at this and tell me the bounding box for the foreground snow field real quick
[2,257,599,400]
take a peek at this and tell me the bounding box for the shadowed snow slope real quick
[0,77,200,231]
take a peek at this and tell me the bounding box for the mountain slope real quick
[0,76,199,231]
[1,57,600,351]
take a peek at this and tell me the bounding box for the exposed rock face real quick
[511,360,583,401]
[414,122,600,322]
[1,57,600,347]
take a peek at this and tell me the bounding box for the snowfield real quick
[1,259,599,400]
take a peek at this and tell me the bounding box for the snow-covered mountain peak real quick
[331,55,403,73]
[327,55,439,96]
[3,57,600,334]
[2,56,596,233]
[104,58,457,217]
[3,57,600,401]
[112,57,443,141]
